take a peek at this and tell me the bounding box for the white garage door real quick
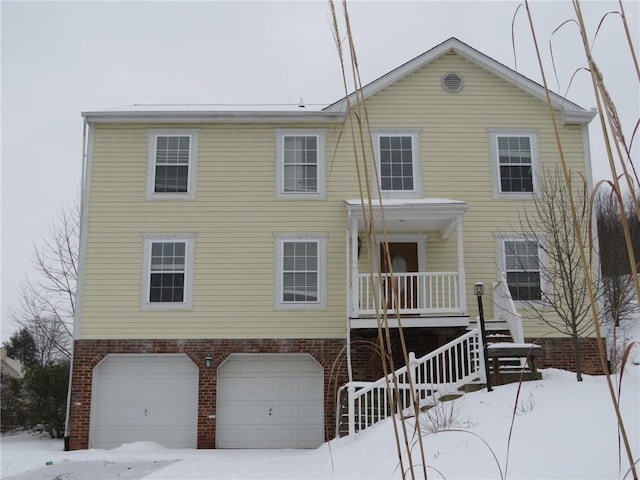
[90,354,198,449]
[217,354,324,448]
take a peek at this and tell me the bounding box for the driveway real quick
[2,460,177,480]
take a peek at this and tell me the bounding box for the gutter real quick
[81,110,346,124]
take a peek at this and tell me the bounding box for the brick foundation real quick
[350,327,468,380]
[68,338,348,450]
[348,330,608,380]
[69,333,606,450]
[527,337,607,375]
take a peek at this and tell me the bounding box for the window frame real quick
[141,234,196,310]
[373,129,422,198]
[147,129,199,200]
[275,129,326,200]
[495,233,546,304]
[274,233,327,310]
[489,129,539,199]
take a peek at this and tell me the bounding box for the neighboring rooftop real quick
[1,347,24,378]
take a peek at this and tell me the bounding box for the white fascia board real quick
[324,37,595,125]
[563,108,598,124]
[345,198,469,217]
[81,110,345,124]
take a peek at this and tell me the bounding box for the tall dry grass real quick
[521,1,638,477]
[329,0,638,478]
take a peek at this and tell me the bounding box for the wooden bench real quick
[487,343,542,385]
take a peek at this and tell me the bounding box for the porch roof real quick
[345,198,469,238]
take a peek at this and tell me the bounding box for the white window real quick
[489,130,539,199]
[373,130,422,197]
[275,234,327,310]
[496,235,544,302]
[276,130,325,200]
[147,130,198,199]
[142,234,195,309]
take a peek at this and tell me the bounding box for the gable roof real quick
[82,37,595,125]
[324,37,596,125]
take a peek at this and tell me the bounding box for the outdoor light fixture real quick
[204,355,213,368]
[474,282,492,392]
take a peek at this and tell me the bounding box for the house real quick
[67,37,600,451]
[1,347,24,379]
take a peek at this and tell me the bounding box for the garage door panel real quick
[91,354,198,449]
[217,354,324,449]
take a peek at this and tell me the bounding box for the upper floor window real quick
[373,130,422,197]
[142,234,195,310]
[497,235,543,302]
[276,130,325,200]
[489,130,539,199]
[274,234,327,310]
[147,130,198,199]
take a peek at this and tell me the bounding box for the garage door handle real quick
[268,407,272,416]
[145,408,148,417]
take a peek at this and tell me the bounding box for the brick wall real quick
[529,337,607,375]
[68,333,607,450]
[68,338,348,450]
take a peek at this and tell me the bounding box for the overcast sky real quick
[1,0,638,341]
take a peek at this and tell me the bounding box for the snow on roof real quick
[1,347,24,378]
[95,103,327,113]
[81,103,343,123]
[345,198,467,206]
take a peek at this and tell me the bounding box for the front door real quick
[380,242,419,310]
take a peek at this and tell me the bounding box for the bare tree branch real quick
[9,202,78,364]
[517,167,596,381]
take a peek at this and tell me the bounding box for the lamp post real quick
[474,282,492,392]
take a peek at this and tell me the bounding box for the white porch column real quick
[456,216,466,313]
[349,214,360,317]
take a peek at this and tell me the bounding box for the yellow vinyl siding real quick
[80,50,590,340]
[82,123,351,339]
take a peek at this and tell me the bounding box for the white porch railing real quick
[357,272,460,315]
[492,271,525,343]
[339,328,484,437]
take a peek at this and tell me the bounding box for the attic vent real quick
[442,73,463,93]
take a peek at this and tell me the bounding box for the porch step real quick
[467,319,509,331]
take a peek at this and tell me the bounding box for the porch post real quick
[456,216,466,313]
[349,214,359,317]
[347,384,356,436]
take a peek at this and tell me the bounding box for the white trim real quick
[83,110,345,124]
[495,232,547,305]
[274,233,328,310]
[372,129,423,198]
[141,234,196,310]
[488,129,540,199]
[582,123,594,192]
[147,129,198,200]
[350,315,470,329]
[74,121,94,339]
[275,129,326,200]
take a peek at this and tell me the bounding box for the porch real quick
[345,198,470,328]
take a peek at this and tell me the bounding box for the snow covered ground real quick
[2,323,638,479]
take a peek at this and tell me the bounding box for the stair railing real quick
[492,271,525,343]
[340,328,484,437]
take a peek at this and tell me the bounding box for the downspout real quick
[582,122,609,369]
[64,118,89,450]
